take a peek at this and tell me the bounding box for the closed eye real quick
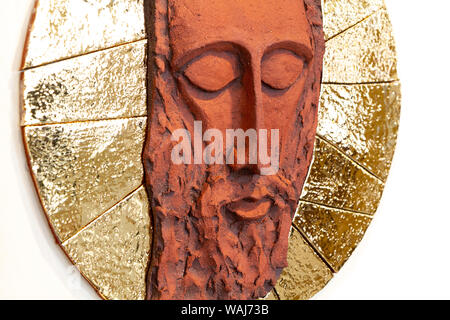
[261,49,305,90]
[183,51,241,92]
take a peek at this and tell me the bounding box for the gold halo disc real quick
[20,0,400,300]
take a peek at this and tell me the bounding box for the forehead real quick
[169,0,311,64]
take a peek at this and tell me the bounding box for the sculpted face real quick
[144,0,324,299]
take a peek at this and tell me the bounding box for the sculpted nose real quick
[250,59,264,132]
[227,58,264,174]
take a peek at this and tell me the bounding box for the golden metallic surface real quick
[323,0,384,40]
[275,227,333,300]
[22,40,147,126]
[301,137,385,215]
[295,201,372,271]
[24,118,146,242]
[323,8,398,83]
[261,290,279,300]
[22,0,145,69]
[21,1,401,300]
[318,82,401,181]
[63,186,151,301]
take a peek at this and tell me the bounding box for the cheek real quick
[177,77,246,131]
[261,76,306,135]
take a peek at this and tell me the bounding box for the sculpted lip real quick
[226,197,272,220]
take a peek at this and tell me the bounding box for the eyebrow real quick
[263,41,314,62]
[172,42,240,71]
[172,39,314,71]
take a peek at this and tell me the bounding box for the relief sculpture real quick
[143,0,325,300]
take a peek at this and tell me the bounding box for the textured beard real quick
[146,164,298,300]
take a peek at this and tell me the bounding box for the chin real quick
[190,179,294,299]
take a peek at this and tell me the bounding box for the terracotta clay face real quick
[143,0,325,300]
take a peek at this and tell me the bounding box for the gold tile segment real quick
[323,8,398,84]
[301,137,384,215]
[24,118,147,242]
[275,227,333,300]
[63,186,151,301]
[295,201,372,271]
[22,0,145,69]
[318,82,401,181]
[323,0,384,40]
[261,290,279,300]
[22,40,147,126]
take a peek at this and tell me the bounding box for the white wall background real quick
[1,0,449,300]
